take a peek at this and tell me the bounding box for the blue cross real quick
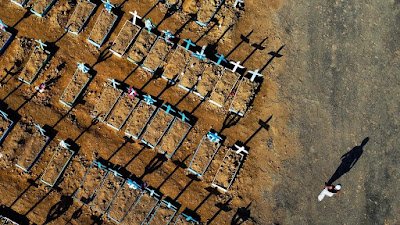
[148,188,156,197]
[0,110,8,120]
[77,62,89,73]
[163,104,175,114]
[34,123,46,136]
[193,45,206,59]
[109,169,122,177]
[207,131,222,142]
[0,19,7,31]
[102,0,114,13]
[215,54,227,65]
[35,39,47,50]
[144,94,156,105]
[178,111,189,122]
[162,30,174,41]
[95,161,107,170]
[183,39,196,50]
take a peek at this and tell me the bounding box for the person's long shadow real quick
[327,137,369,185]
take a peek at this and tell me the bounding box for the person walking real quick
[318,183,342,201]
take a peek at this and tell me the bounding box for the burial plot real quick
[41,140,75,187]
[59,63,92,107]
[229,71,263,116]
[158,112,192,158]
[123,188,161,225]
[88,5,118,47]
[194,61,224,99]
[106,90,140,131]
[0,216,19,225]
[178,56,206,92]
[174,212,199,225]
[18,41,51,85]
[126,29,158,64]
[91,79,123,122]
[147,200,178,225]
[0,110,15,145]
[212,145,247,192]
[65,0,96,35]
[141,104,175,149]
[110,17,142,57]
[124,95,158,140]
[0,21,14,55]
[15,124,51,172]
[162,45,192,82]
[91,169,125,214]
[195,0,224,26]
[188,131,223,177]
[108,179,143,223]
[11,0,28,7]
[74,161,108,204]
[30,0,58,17]
[209,69,241,107]
[142,37,174,73]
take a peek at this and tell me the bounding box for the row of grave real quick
[0,107,248,223]
[0,105,247,192]
[9,0,236,26]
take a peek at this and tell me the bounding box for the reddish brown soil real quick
[18,47,49,84]
[212,148,243,191]
[30,0,53,15]
[143,37,173,71]
[66,0,96,33]
[110,21,141,56]
[159,118,191,157]
[127,30,157,63]
[163,46,192,81]
[196,61,224,97]
[124,100,157,138]
[179,56,205,89]
[41,145,73,186]
[230,77,260,115]
[89,10,117,45]
[59,68,92,106]
[106,93,139,130]
[107,182,142,222]
[91,172,124,213]
[91,84,122,121]
[209,69,240,106]
[15,131,48,171]
[142,108,174,148]
[123,193,159,224]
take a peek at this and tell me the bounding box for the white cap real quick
[335,184,342,190]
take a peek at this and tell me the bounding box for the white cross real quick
[234,0,244,7]
[230,61,244,73]
[107,78,120,89]
[77,63,89,73]
[129,11,141,25]
[58,139,71,149]
[162,30,173,41]
[34,123,46,136]
[144,18,155,33]
[35,39,47,50]
[234,144,248,155]
[248,69,263,82]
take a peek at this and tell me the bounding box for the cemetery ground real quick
[0,0,399,224]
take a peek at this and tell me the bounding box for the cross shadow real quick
[220,112,241,133]
[173,14,195,37]
[52,30,68,45]
[207,24,234,52]
[190,92,210,114]
[24,187,55,216]
[173,89,191,107]
[2,82,23,101]
[0,205,30,225]
[207,197,233,224]
[225,30,253,58]
[231,202,255,225]
[107,136,134,161]
[194,19,218,44]
[64,205,83,225]
[0,65,21,85]
[142,0,161,19]
[9,176,40,208]
[173,174,200,201]
[155,5,177,29]
[122,65,140,83]
[156,154,190,191]
[73,117,99,142]
[241,36,268,65]
[156,80,174,98]
[140,153,168,179]
[243,115,272,145]
[123,145,147,168]
[12,8,32,28]
[16,89,39,112]
[194,187,220,212]
[52,105,75,129]
[92,45,113,68]
[43,191,76,225]
[327,137,369,185]
[259,45,285,73]
[90,214,103,225]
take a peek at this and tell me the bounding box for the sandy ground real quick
[0,0,398,224]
